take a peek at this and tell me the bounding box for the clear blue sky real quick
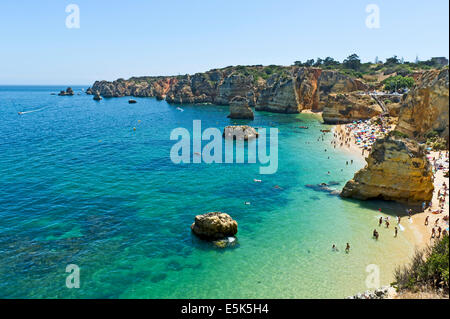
[0,0,448,84]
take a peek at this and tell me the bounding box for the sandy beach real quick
[332,118,449,250]
[405,151,449,249]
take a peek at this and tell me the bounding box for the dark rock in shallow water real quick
[213,237,238,249]
[191,212,238,240]
[327,181,341,186]
[305,183,340,195]
[93,91,102,101]
[150,273,167,283]
[58,87,74,96]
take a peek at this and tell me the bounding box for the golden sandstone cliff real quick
[89,66,368,115]
[341,134,434,202]
[342,69,449,203]
[322,93,383,124]
[396,68,449,145]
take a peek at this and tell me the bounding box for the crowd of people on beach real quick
[332,117,394,156]
[329,120,449,252]
[426,151,449,240]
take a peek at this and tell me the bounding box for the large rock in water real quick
[228,96,254,119]
[396,68,449,145]
[58,87,75,96]
[93,91,102,101]
[191,212,238,240]
[223,125,258,140]
[322,93,382,124]
[341,134,434,203]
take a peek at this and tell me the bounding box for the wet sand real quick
[333,122,449,250]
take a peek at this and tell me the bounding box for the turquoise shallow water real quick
[0,86,416,298]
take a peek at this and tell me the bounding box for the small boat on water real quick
[299,126,309,129]
[128,99,137,104]
[320,129,331,133]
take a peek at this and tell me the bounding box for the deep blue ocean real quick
[0,86,415,298]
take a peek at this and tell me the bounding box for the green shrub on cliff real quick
[425,131,447,150]
[393,235,449,295]
[382,75,415,91]
[391,130,409,139]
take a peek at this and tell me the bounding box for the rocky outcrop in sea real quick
[58,87,74,96]
[223,125,259,140]
[228,96,254,120]
[191,212,238,240]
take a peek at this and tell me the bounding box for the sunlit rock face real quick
[341,134,434,203]
[396,68,449,145]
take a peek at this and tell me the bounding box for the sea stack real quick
[341,133,434,203]
[228,96,254,120]
[191,212,238,240]
[93,91,102,101]
[58,87,74,96]
[223,125,259,141]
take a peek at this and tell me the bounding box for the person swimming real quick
[332,244,338,252]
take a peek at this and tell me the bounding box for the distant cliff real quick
[88,65,368,114]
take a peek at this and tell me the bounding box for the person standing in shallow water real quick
[345,243,350,253]
[373,229,379,240]
[379,217,383,227]
[394,227,398,238]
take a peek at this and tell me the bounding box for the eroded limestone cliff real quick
[396,68,449,144]
[89,66,367,114]
[341,134,434,203]
[322,93,383,124]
